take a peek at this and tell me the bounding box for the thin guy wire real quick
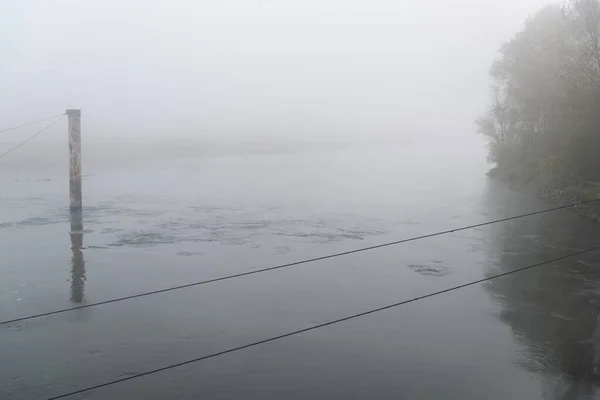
[0,113,65,134]
[45,243,600,400]
[3,197,600,326]
[0,115,65,160]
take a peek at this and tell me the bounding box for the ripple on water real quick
[176,251,203,257]
[407,263,452,277]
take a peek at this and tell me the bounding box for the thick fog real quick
[2,0,547,146]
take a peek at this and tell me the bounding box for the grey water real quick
[2,140,600,400]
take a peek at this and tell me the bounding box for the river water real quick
[2,140,600,400]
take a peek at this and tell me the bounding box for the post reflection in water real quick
[69,209,86,303]
[483,182,600,400]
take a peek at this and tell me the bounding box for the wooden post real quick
[66,109,82,210]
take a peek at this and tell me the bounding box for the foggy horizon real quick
[2,0,547,146]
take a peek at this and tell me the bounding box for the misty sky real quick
[1,0,548,143]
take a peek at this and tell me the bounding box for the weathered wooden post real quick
[66,109,82,210]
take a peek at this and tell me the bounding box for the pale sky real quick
[1,0,549,143]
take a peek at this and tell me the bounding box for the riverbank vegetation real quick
[478,0,600,200]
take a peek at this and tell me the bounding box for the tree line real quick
[478,0,600,187]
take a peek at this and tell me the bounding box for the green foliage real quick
[478,1,600,183]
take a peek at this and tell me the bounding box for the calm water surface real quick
[2,141,600,399]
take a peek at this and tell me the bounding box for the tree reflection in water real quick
[483,182,600,399]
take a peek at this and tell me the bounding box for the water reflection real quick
[483,182,600,399]
[69,209,86,303]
